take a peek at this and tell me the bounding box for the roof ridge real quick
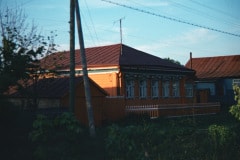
[191,54,240,59]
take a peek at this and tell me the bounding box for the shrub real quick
[208,124,237,159]
[105,122,160,160]
[29,112,84,160]
[229,85,240,121]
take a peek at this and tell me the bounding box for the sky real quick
[1,0,240,65]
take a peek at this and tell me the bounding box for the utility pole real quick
[69,0,75,112]
[75,0,96,137]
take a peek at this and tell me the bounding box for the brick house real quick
[40,43,196,106]
[7,44,221,124]
[185,55,240,106]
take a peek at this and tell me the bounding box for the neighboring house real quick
[8,76,108,126]
[40,44,196,106]
[185,55,240,106]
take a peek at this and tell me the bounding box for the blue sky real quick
[1,0,240,64]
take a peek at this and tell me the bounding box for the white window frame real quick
[233,79,240,86]
[185,83,193,97]
[172,80,180,97]
[151,80,159,98]
[126,79,134,99]
[162,81,170,97]
[139,79,147,98]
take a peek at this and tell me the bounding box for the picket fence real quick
[125,102,220,118]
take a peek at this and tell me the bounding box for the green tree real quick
[0,7,56,98]
[229,85,240,120]
[164,57,182,65]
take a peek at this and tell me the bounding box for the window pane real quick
[162,81,169,97]
[151,80,159,98]
[126,80,134,98]
[233,79,240,86]
[185,83,193,97]
[139,80,147,98]
[172,81,180,97]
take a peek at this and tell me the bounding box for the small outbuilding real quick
[8,76,108,126]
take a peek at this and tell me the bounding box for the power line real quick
[101,0,240,38]
[189,0,239,20]
[169,0,240,28]
[83,0,100,44]
[80,10,97,46]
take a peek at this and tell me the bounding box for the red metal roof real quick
[40,44,193,73]
[9,76,108,98]
[185,55,240,79]
[40,44,121,70]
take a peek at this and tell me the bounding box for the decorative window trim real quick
[139,79,147,99]
[233,79,240,86]
[172,80,180,97]
[151,79,159,98]
[162,81,170,97]
[126,79,134,99]
[185,83,193,97]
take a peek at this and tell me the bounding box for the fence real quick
[125,102,220,118]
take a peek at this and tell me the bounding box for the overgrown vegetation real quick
[230,85,240,121]
[105,114,239,160]
[1,106,240,160]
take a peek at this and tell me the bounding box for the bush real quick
[229,85,240,121]
[208,124,237,159]
[29,112,85,160]
[105,117,240,160]
[105,122,159,160]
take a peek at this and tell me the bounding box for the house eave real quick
[120,65,195,75]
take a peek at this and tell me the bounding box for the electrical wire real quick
[101,0,240,38]
[83,0,100,45]
[189,0,239,20]
[169,0,240,28]
[80,10,97,46]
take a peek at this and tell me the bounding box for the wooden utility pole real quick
[69,0,75,112]
[74,0,96,137]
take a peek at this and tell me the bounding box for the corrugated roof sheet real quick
[10,77,83,98]
[40,43,193,73]
[185,55,240,79]
[10,76,108,98]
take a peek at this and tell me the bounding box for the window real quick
[126,80,134,98]
[185,83,193,97]
[233,79,240,86]
[162,81,169,97]
[172,80,180,97]
[151,80,159,98]
[139,79,147,98]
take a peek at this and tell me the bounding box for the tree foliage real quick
[164,57,182,65]
[229,85,240,121]
[0,7,56,96]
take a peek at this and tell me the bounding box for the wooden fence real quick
[125,102,220,118]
